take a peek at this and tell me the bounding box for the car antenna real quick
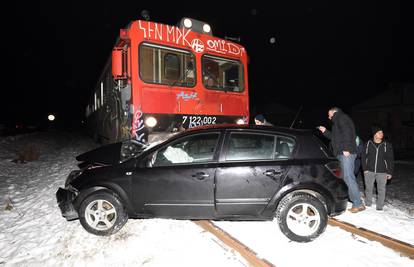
[290,105,303,129]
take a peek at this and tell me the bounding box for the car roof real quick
[184,124,312,136]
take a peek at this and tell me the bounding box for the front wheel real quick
[276,193,327,242]
[79,191,128,236]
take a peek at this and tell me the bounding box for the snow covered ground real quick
[0,131,413,266]
[216,202,414,267]
[385,159,414,215]
[0,131,246,267]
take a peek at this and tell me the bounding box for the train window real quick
[164,53,180,80]
[139,43,195,87]
[202,55,244,92]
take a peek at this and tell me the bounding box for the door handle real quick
[263,169,282,176]
[192,172,210,180]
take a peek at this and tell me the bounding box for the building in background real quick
[351,83,414,154]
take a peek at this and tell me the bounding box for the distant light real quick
[48,114,55,121]
[145,117,157,128]
[270,37,276,44]
[184,18,192,28]
[203,24,211,33]
[236,118,245,125]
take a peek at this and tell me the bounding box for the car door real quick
[215,131,294,216]
[131,132,222,218]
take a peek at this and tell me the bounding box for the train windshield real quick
[202,55,244,92]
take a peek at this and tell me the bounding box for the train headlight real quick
[203,24,211,33]
[179,18,213,35]
[145,117,157,128]
[183,18,192,28]
[236,118,245,125]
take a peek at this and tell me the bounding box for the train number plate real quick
[182,116,217,128]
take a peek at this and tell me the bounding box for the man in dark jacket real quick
[318,107,365,213]
[362,125,394,211]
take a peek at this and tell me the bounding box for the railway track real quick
[195,220,274,267]
[328,218,414,259]
[195,218,414,267]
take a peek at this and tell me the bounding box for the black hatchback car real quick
[56,124,348,242]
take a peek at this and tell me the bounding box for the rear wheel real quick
[79,191,128,236]
[276,193,327,242]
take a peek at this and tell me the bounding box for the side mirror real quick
[112,49,125,79]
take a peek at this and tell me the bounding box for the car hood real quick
[76,140,148,168]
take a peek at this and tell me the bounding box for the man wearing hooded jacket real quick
[318,107,365,213]
[362,125,394,211]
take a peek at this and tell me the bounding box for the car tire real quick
[276,193,327,242]
[79,190,128,236]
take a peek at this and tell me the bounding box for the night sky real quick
[9,1,414,127]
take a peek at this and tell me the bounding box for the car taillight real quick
[325,162,342,178]
[332,168,342,178]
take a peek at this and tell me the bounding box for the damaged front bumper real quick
[56,187,78,220]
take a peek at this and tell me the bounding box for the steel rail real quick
[195,220,275,267]
[195,218,414,267]
[328,218,414,259]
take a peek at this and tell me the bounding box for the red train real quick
[86,17,249,144]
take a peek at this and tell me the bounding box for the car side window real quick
[225,133,275,161]
[149,133,220,167]
[275,136,295,159]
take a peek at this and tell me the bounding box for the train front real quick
[114,17,249,144]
